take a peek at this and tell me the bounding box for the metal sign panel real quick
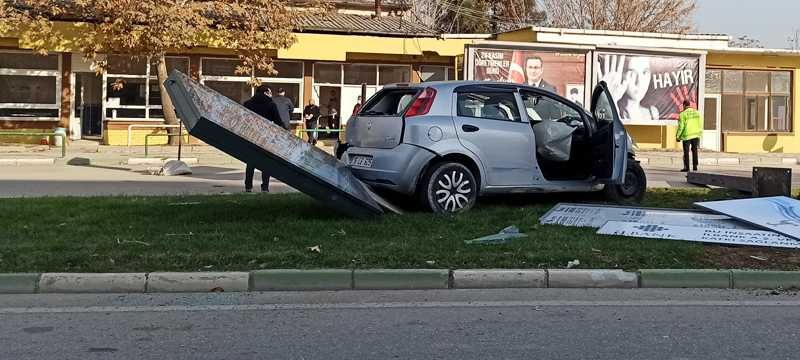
[164,71,386,218]
[753,167,792,197]
[598,221,800,249]
[539,203,749,229]
[695,196,800,240]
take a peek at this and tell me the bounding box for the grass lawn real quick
[1,188,798,273]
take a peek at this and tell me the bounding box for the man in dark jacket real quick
[303,98,321,145]
[242,84,283,192]
[271,88,293,129]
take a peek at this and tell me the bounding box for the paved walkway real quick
[1,161,795,198]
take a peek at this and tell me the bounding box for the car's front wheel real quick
[604,160,646,203]
[418,161,478,214]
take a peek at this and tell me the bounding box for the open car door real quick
[590,81,628,185]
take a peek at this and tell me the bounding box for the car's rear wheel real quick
[604,160,646,203]
[418,161,478,214]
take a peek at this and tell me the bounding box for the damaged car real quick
[340,81,646,214]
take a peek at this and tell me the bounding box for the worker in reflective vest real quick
[677,100,703,172]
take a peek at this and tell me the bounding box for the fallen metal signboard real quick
[695,196,800,240]
[164,71,388,217]
[598,221,800,249]
[539,203,749,229]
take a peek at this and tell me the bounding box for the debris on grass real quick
[329,229,346,237]
[168,202,202,206]
[464,225,527,245]
[566,259,580,269]
[165,232,194,237]
[749,255,768,261]
[425,260,436,266]
[115,238,151,246]
[307,245,321,253]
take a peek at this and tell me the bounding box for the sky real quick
[694,0,800,49]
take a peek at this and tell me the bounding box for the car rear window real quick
[359,88,420,116]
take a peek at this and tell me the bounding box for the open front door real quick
[590,81,628,184]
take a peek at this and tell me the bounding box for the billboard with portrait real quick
[594,52,700,125]
[468,47,587,102]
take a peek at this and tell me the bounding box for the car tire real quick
[604,160,646,203]
[418,161,478,214]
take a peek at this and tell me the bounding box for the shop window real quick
[344,64,377,85]
[716,69,792,132]
[106,55,190,120]
[256,61,303,78]
[314,63,341,84]
[378,65,411,85]
[204,81,252,104]
[201,58,241,77]
[106,78,147,106]
[0,53,58,70]
[0,51,61,120]
[419,65,454,82]
[0,75,57,104]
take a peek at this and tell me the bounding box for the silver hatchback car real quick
[341,81,645,213]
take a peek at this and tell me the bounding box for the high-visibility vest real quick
[677,108,703,141]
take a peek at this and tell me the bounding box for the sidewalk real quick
[637,149,800,166]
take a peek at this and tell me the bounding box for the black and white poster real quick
[595,52,700,125]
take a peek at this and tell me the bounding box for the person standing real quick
[303,98,320,145]
[242,84,282,192]
[677,100,702,172]
[352,95,363,116]
[271,88,293,130]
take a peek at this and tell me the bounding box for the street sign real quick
[695,196,800,240]
[164,71,389,218]
[598,221,800,249]
[539,203,749,229]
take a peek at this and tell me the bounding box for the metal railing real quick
[0,132,66,158]
[127,124,184,148]
[144,132,189,157]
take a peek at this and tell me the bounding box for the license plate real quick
[349,155,374,168]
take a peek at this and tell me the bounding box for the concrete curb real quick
[353,269,450,290]
[0,273,40,294]
[6,269,800,294]
[251,269,352,291]
[39,273,146,293]
[548,270,638,288]
[640,269,731,288]
[0,158,56,166]
[147,272,249,293]
[452,269,546,289]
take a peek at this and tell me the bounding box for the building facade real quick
[1,18,798,153]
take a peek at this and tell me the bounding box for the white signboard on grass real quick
[598,221,800,249]
[695,196,800,240]
[539,203,749,229]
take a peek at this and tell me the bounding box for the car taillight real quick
[405,87,436,118]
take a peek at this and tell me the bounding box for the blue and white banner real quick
[539,203,749,229]
[598,221,800,249]
[695,196,800,240]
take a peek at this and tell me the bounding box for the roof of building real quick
[297,13,435,37]
[501,26,731,41]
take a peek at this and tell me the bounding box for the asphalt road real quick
[2,288,800,360]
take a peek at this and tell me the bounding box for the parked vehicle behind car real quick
[339,80,646,213]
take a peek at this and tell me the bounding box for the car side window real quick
[521,91,581,123]
[457,92,521,122]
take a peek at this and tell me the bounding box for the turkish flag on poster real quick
[508,51,526,84]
